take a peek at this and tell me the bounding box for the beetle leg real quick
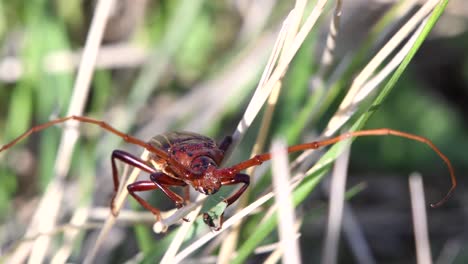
[150,172,187,207]
[111,150,156,215]
[127,181,162,221]
[150,173,190,222]
[206,173,250,230]
[221,173,250,206]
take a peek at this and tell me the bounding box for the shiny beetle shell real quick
[147,132,225,178]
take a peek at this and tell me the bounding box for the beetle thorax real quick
[191,156,221,195]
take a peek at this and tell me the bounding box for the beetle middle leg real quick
[111,150,157,215]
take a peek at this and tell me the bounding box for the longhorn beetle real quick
[0,116,456,229]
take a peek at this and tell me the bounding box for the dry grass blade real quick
[7,0,115,263]
[316,0,342,78]
[217,2,306,261]
[271,139,301,264]
[232,0,329,145]
[321,143,351,264]
[175,191,275,261]
[354,17,428,103]
[263,222,302,264]
[160,194,206,264]
[52,208,90,264]
[325,0,439,136]
[342,204,376,264]
[84,150,149,264]
[409,173,433,264]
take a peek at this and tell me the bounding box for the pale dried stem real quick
[84,150,149,264]
[321,144,351,264]
[263,222,302,264]
[232,0,329,145]
[160,195,206,263]
[409,173,433,264]
[271,139,302,264]
[52,208,90,264]
[325,0,439,136]
[316,0,342,78]
[7,0,115,263]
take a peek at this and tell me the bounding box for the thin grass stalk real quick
[160,195,206,264]
[217,4,302,260]
[341,204,376,264]
[321,144,351,264]
[8,0,115,262]
[271,139,301,264]
[232,0,329,145]
[263,222,302,264]
[409,173,433,264]
[325,0,440,135]
[217,82,282,263]
[84,150,150,264]
[51,208,90,264]
[316,0,342,78]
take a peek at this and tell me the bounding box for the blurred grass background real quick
[0,0,467,263]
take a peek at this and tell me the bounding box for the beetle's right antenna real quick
[226,128,456,207]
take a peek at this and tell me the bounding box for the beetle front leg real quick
[205,173,250,230]
[221,173,250,206]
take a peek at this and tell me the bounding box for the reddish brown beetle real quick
[0,116,457,228]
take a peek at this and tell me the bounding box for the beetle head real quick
[190,156,221,195]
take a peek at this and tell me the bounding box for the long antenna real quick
[227,128,456,208]
[0,116,196,178]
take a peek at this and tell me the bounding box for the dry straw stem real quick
[316,0,342,78]
[175,191,276,262]
[52,207,90,264]
[325,0,440,136]
[175,171,307,261]
[232,0,329,145]
[211,22,293,262]
[7,0,115,263]
[354,17,428,103]
[135,31,276,139]
[217,2,306,261]
[159,194,206,263]
[341,203,375,263]
[271,139,302,264]
[294,1,440,168]
[263,223,302,264]
[321,143,351,264]
[409,173,433,264]
[84,150,149,263]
